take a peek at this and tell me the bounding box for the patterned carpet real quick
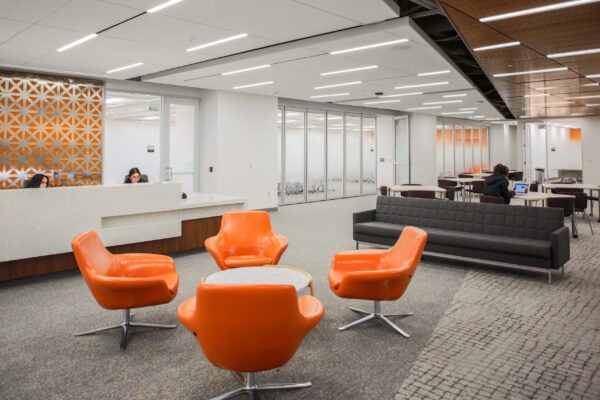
[1,195,598,399]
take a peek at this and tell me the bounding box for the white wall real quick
[409,113,438,185]
[199,90,279,210]
[376,115,395,187]
[581,116,600,184]
[489,123,518,170]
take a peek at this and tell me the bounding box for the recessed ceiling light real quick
[406,106,442,111]
[443,93,467,98]
[582,83,600,86]
[314,81,361,90]
[363,99,401,105]
[187,33,248,52]
[519,115,533,118]
[57,34,98,52]
[394,81,449,90]
[423,100,463,105]
[459,107,478,111]
[147,0,184,13]
[472,115,485,118]
[309,93,350,99]
[441,111,474,115]
[221,64,271,76]
[330,39,408,55]
[473,41,520,51]
[233,81,273,90]
[480,0,600,22]
[585,73,600,78]
[547,48,600,58]
[546,101,574,105]
[418,70,450,76]
[584,103,600,106]
[565,95,600,99]
[524,94,549,97]
[379,92,423,98]
[493,67,568,77]
[320,65,378,76]
[106,62,144,74]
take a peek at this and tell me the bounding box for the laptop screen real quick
[513,183,529,194]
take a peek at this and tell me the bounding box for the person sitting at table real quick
[26,173,49,188]
[124,167,148,184]
[483,163,515,204]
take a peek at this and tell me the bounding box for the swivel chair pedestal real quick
[340,300,413,337]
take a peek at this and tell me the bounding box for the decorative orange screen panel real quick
[0,70,104,189]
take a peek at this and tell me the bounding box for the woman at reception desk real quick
[0,182,246,281]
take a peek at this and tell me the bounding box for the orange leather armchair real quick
[178,283,324,399]
[329,226,427,337]
[205,211,288,270]
[71,231,179,351]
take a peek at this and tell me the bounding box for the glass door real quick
[162,97,198,194]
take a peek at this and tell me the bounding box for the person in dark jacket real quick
[483,163,514,204]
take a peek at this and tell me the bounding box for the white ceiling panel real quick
[295,0,398,24]
[0,18,30,42]
[0,44,50,65]
[0,0,71,23]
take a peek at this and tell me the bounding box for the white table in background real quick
[541,183,600,220]
[388,185,446,199]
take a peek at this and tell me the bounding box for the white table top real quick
[541,183,600,192]
[444,177,484,184]
[204,266,309,292]
[389,185,446,193]
[514,192,574,205]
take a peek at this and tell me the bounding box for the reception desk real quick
[0,183,246,281]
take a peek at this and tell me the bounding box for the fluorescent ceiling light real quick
[233,81,273,90]
[535,86,557,90]
[221,64,271,76]
[443,93,467,98]
[363,99,401,105]
[493,67,567,77]
[441,111,474,115]
[548,48,600,58]
[480,0,600,22]
[320,65,378,76]
[380,92,423,98]
[418,70,450,76]
[586,73,600,78]
[406,106,442,111]
[57,34,98,52]
[459,107,478,111]
[566,95,600,99]
[472,115,485,119]
[519,115,533,118]
[309,93,350,99]
[524,94,549,97]
[187,33,248,52]
[582,83,599,86]
[330,39,408,55]
[314,81,361,90]
[423,100,463,105]
[473,41,520,51]
[147,0,184,13]
[546,101,574,105]
[106,62,144,74]
[585,103,600,106]
[394,81,449,90]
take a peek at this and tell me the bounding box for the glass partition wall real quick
[278,107,377,205]
[436,121,490,177]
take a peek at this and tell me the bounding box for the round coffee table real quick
[204,266,312,294]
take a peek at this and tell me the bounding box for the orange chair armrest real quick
[117,254,176,277]
[338,268,405,284]
[262,234,289,261]
[176,296,197,332]
[90,274,171,292]
[298,295,324,326]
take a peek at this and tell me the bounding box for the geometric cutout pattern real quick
[0,70,104,188]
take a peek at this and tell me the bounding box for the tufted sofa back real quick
[375,196,564,241]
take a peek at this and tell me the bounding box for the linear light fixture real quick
[57,34,98,52]
[314,81,361,90]
[406,106,442,111]
[418,70,450,76]
[443,93,467,98]
[548,47,600,58]
[459,107,478,111]
[546,101,574,105]
[233,81,273,90]
[309,93,350,99]
[330,39,408,55]
[473,41,520,52]
[187,33,248,52]
[493,67,567,77]
[566,94,600,99]
[423,100,463,105]
[585,103,600,106]
[582,82,599,86]
[524,94,549,98]
[394,81,449,90]
[472,115,485,119]
[147,0,184,13]
[221,64,271,76]
[363,99,401,105]
[441,111,475,115]
[106,62,144,74]
[379,92,423,98]
[320,65,378,76]
[586,73,600,78]
[480,0,600,22]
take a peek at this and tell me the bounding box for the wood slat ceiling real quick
[438,0,600,119]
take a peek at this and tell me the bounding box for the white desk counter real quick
[0,183,246,263]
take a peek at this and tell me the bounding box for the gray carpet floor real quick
[1,195,598,399]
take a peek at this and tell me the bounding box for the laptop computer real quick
[513,182,530,195]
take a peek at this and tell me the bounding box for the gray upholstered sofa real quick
[353,196,570,283]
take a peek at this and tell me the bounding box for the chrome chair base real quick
[338,300,413,337]
[210,372,311,400]
[75,309,176,351]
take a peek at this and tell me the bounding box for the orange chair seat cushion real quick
[224,255,273,268]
